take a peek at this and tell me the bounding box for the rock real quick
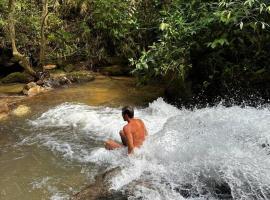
[24,82,37,90]
[23,85,47,96]
[36,71,50,80]
[43,64,57,70]
[66,71,95,83]
[100,65,130,76]
[28,86,47,96]
[12,105,30,117]
[73,167,155,200]
[64,64,75,72]
[43,76,72,87]
[22,88,28,95]
[59,76,72,85]
[36,79,44,85]
[23,82,39,95]
[1,72,35,83]
[0,103,9,113]
[72,167,126,200]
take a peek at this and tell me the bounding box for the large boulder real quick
[1,72,35,83]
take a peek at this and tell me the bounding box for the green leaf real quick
[240,21,243,30]
[159,22,169,31]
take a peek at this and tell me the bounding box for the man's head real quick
[122,106,134,121]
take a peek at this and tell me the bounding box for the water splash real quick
[27,98,270,199]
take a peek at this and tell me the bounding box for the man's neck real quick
[127,118,134,123]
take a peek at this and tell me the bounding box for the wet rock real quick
[36,71,50,80]
[11,105,30,117]
[72,167,127,200]
[23,85,48,97]
[42,76,71,88]
[24,82,37,90]
[36,79,44,85]
[59,76,72,85]
[42,78,61,88]
[1,72,35,83]
[43,64,57,70]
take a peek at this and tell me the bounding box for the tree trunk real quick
[40,0,49,67]
[7,0,36,77]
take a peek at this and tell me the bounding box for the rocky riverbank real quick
[0,70,96,121]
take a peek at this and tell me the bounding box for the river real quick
[0,76,270,200]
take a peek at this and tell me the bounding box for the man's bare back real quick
[105,106,148,154]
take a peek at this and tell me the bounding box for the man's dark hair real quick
[122,106,134,118]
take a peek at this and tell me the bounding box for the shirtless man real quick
[104,106,148,154]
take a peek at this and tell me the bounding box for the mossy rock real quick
[66,71,95,83]
[1,72,34,83]
[100,65,131,76]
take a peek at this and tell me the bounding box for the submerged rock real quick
[72,167,233,200]
[11,105,30,117]
[72,167,127,200]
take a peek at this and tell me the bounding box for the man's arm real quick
[123,126,134,154]
[119,130,127,146]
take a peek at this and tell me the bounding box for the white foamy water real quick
[27,98,270,199]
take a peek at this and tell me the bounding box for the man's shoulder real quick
[135,118,145,125]
[123,124,131,131]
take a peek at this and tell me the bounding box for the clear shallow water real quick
[21,98,270,200]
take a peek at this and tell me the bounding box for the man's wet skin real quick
[105,106,148,154]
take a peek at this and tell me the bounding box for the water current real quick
[1,76,270,200]
[24,98,270,199]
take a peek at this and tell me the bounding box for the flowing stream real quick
[1,76,270,200]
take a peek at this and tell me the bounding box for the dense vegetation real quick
[0,0,270,104]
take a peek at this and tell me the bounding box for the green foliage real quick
[132,0,270,98]
[1,0,270,101]
[90,0,161,59]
